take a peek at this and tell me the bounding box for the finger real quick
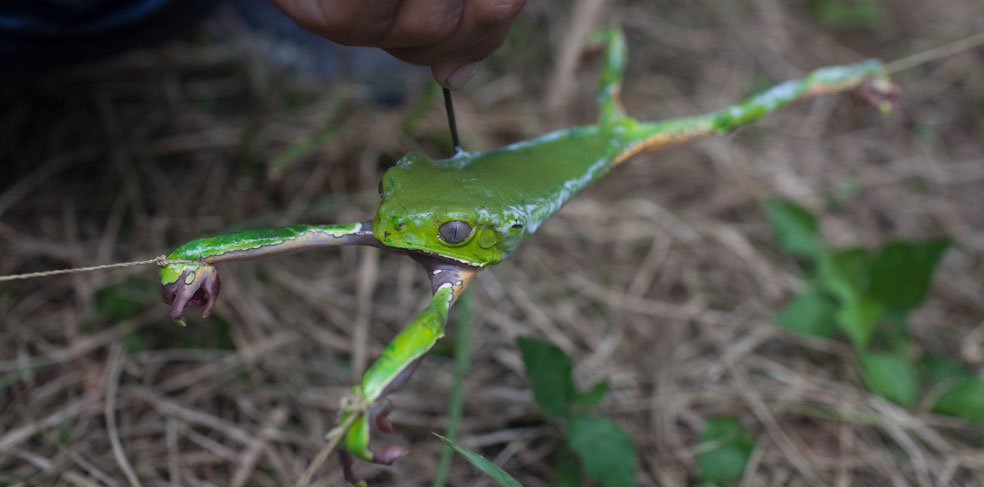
[370,399,394,433]
[339,451,363,485]
[377,0,463,48]
[270,0,400,45]
[374,445,409,465]
[432,24,509,89]
[386,0,524,67]
[200,271,221,318]
[169,277,201,321]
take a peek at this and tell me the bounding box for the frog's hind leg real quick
[615,60,898,165]
[590,27,629,126]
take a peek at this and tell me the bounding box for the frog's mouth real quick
[357,220,482,291]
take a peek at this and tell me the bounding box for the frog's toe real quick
[374,444,410,464]
[340,445,408,486]
[161,265,221,322]
[370,399,394,433]
[857,77,900,112]
[364,399,409,463]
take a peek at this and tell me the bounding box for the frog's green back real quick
[373,125,629,267]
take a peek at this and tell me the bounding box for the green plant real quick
[517,337,638,487]
[438,435,523,487]
[805,0,885,30]
[696,416,756,485]
[764,197,984,420]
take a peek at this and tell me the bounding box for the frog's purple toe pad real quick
[373,445,409,464]
[161,266,221,322]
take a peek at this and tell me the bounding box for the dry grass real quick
[2,1,983,485]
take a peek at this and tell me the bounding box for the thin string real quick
[0,256,199,282]
[442,88,462,154]
[294,394,366,487]
[886,31,984,74]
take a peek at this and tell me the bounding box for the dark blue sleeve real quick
[0,0,222,79]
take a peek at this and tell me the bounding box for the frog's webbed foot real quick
[161,263,220,324]
[336,262,477,485]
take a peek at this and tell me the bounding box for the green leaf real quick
[869,240,950,312]
[933,377,984,421]
[94,277,154,322]
[552,452,583,487]
[818,247,870,304]
[836,298,881,350]
[568,415,638,487]
[696,416,756,485]
[517,337,575,418]
[573,379,610,408]
[774,291,838,338]
[808,0,885,30]
[763,197,821,260]
[121,330,147,354]
[920,354,971,386]
[437,435,524,487]
[859,352,919,408]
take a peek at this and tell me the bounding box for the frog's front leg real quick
[589,27,628,126]
[339,265,476,486]
[160,222,377,324]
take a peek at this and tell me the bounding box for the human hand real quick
[270,0,526,90]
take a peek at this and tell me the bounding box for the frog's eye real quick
[438,220,472,244]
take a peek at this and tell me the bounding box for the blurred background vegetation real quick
[1,0,982,485]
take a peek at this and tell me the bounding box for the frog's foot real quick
[160,264,221,324]
[338,399,410,485]
[340,446,409,487]
[857,77,901,113]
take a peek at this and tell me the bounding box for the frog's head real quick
[372,153,527,268]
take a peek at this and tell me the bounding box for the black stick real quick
[442,88,462,153]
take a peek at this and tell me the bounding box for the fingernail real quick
[446,62,479,91]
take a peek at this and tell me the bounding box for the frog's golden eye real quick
[438,220,472,244]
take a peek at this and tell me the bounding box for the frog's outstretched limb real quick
[614,60,899,165]
[160,222,377,324]
[590,27,628,126]
[338,264,476,485]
